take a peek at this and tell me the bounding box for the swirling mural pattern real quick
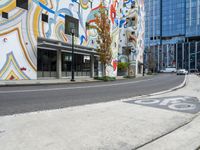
[118,0,145,75]
[0,0,144,80]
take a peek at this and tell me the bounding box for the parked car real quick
[160,67,177,73]
[159,69,165,73]
[189,69,199,74]
[177,69,188,75]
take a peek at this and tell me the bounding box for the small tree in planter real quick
[87,3,112,77]
[117,62,129,76]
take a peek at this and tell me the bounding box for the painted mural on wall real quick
[163,44,176,68]
[0,0,144,80]
[118,0,145,75]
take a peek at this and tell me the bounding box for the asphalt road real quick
[0,74,185,116]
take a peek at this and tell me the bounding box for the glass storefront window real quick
[37,49,57,77]
[61,52,91,77]
[37,49,98,78]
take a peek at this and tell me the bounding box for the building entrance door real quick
[37,49,57,78]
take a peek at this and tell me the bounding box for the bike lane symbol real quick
[129,96,200,113]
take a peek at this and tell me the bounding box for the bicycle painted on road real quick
[126,96,200,114]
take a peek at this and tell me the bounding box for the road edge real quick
[121,75,187,102]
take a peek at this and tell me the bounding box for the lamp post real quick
[143,50,147,76]
[71,28,75,82]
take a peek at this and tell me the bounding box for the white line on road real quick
[0,78,155,94]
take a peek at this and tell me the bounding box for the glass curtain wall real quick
[190,42,196,69]
[168,44,175,67]
[186,0,200,36]
[177,43,183,69]
[162,0,185,37]
[184,43,189,70]
[176,42,200,71]
[197,42,200,71]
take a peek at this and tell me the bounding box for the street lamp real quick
[143,50,148,76]
[71,28,75,82]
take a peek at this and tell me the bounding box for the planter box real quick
[117,71,127,76]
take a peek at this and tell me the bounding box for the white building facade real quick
[0,0,144,80]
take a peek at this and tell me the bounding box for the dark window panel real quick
[16,0,28,10]
[65,15,79,37]
[2,12,8,19]
[42,13,48,23]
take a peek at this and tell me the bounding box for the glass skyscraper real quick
[145,0,200,72]
[186,0,200,37]
[162,0,185,37]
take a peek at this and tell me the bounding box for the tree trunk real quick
[104,64,107,77]
[103,63,106,77]
[126,48,131,77]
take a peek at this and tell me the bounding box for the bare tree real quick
[148,47,156,73]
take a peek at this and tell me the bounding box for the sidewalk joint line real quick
[133,114,199,150]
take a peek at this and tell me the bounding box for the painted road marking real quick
[126,96,200,114]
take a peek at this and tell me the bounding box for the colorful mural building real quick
[0,0,145,80]
[118,0,145,76]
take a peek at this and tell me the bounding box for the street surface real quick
[0,75,199,150]
[0,74,184,116]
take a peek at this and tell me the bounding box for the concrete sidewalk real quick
[0,76,132,87]
[0,75,147,87]
[0,77,100,86]
[0,101,193,150]
[0,75,199,150]
[136,75,200,150]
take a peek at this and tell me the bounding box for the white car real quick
[177,69,188,75]
[160,67,177,73]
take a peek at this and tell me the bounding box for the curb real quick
[0,75,154,87]
[121,75,187,102]
[148,74,187,96]
[0,80,102,87]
